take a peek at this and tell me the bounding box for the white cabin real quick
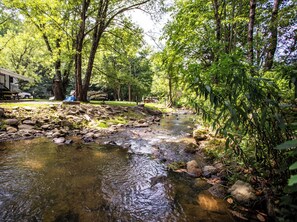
[0,68,33,99]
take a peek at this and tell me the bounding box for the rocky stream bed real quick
[0,103,265,221]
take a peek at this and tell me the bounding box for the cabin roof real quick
[0,68,34,82]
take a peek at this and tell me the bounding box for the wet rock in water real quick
[53,137,66,144]
[150,175,167,187]
[194,178,212,190]
[203,165,218,177]
[184,143,199,154]
[208,184,227,199]
[228,180,257,205]
[6,126,18,133]
[186,160,202,177]
[193,128,208,142]
[18,124,35,130]
[4,119,19,126]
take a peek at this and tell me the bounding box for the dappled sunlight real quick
[22,159,44,170]
[197,192,226,213]
[93,151,107,159]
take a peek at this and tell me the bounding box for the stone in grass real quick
[228,180,257,205]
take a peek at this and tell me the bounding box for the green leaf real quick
[289,162,297,170]
[288,175,297,186]
[275,140,297,150]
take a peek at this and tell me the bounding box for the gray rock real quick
[186,160,202,177]
[65,139,73,145]
[4,119,19,126]
[52,131,64,138]
[228,180,257,205]
[22,120,36,125]
[41,124,51,130]
[53,137,66,144]
[208,184,227,199]
[84,132,94,139]
[18,124,35,130]
[203,165,218,177]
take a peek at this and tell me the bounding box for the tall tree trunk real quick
[248,0,256,68]
[128,84,131,101]
[53,59,65,100]
[212,0,221,42]
[75,0,90,101]
[81,0,108,101]
[117,85,121,101]
[264,0,282,71]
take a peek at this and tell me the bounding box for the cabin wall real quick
[0,74,4,85]
[5,74,10,89]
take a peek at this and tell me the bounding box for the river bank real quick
[0,102,164,143]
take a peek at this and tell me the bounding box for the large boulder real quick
[186,160,202,177]
[228,180,257,205]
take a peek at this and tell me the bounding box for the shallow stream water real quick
[0,114,234,222]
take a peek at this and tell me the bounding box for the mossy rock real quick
[193,128,209,142]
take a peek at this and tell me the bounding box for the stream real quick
[0,114,234,222]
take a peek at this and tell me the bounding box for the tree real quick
[73,0,161,101]
[264,0,282,70]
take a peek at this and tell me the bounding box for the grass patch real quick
[0,102,51,109]
[144,103,172,113]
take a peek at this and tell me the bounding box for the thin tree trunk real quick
[294,79,297,100]
[128,84,131,101]
[168,74,173,107]
[248,0,256,68]
[264,0,282,71]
